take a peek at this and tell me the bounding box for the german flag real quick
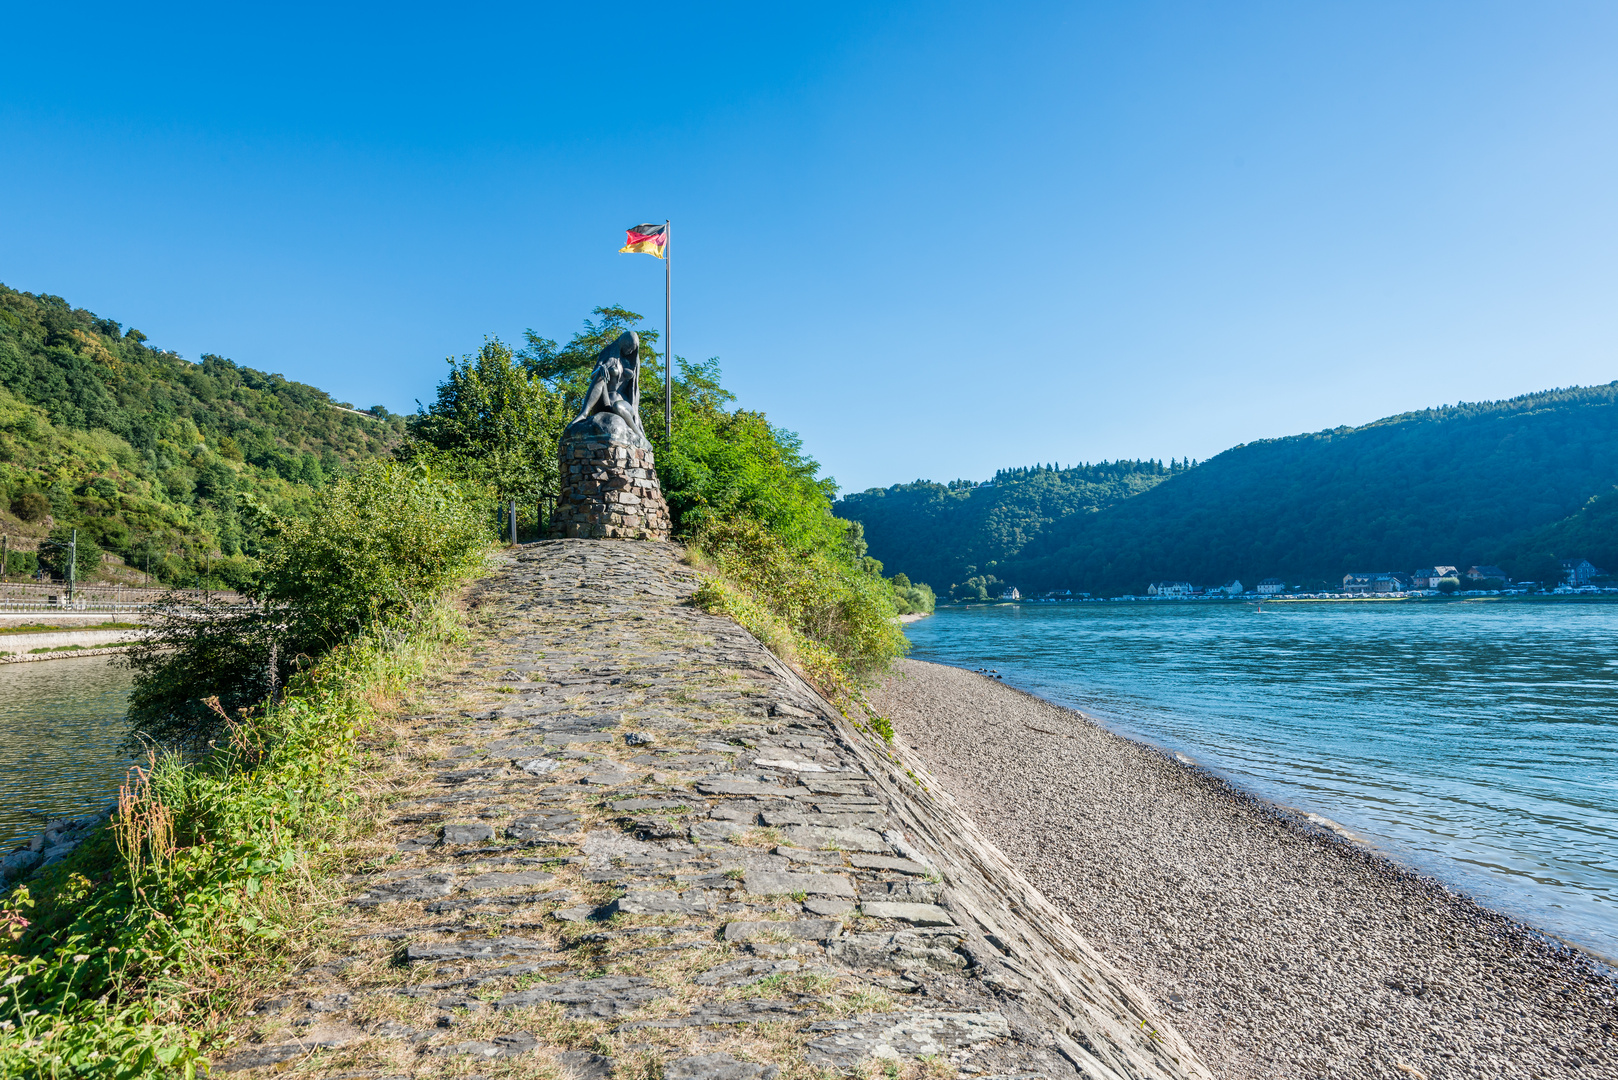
[619,222,667,258]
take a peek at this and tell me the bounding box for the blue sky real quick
[4,2,1617,492]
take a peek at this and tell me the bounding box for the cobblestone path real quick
[220,541,1207,1080]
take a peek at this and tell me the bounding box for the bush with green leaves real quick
[125,459,489,750]
[254,459,489,647]
[692,515,907,681]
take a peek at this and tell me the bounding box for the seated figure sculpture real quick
[564,330,650,450]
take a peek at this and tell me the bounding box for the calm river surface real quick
[905,600,1618,961]
[0,656,134,849]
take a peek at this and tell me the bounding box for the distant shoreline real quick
[941,592,1618,607]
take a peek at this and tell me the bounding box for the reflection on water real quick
[906,601,1618,960]
[0,657,135,849]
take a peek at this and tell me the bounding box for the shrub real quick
[1,549,36,576]
[125,459,490,750]
[689,517,906,743]
[692,517,906,679]
[10,491,48,522]
[254,459,489,647]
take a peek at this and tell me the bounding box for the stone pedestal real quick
[548,436,672,540]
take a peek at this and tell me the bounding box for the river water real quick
[905,600,1618,961]
[0,656,135,849]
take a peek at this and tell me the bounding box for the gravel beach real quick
[870,658,1618,1079]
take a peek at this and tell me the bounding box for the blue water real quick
[905,600,1618,961]
[0,656,134,849]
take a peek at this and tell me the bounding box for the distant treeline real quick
[837,384,1618,598]
[834,459,1190,595]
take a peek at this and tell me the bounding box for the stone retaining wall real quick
[219,540,1210,1078]
[0,628,147,653]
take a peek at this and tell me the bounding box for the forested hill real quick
[834,460,1189,594]
[839,384,1618,598]
[0,283,404,586]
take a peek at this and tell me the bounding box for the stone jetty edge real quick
[215,539,1211,1078]
[715,597,1212,1079]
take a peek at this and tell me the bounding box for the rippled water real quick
[905,600,1618,960]
[0,657,134,848]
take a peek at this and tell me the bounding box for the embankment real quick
[0,627,147,663]
[214,540,1210,1078]
[869,659,1618,1080]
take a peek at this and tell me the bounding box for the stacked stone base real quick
[548,437,672,540]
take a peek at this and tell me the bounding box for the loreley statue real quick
[564,330,649,451]
[548,329,672,539]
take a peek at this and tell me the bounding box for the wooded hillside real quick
[0,284,403,586]
[834,460,1187,593]
[839,385,1618,597]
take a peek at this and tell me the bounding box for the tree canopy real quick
[406,337,571,504]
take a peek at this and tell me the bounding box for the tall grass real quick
[0,607,467,1078]
[0,460,490,1078]
[687,516,907,742]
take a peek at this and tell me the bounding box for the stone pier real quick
[216,541,1209,1078]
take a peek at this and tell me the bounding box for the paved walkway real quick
[219,540,1205,1079]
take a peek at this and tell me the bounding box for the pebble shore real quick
[869,660,1618,1079]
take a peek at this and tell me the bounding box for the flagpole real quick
[664,219,672,445]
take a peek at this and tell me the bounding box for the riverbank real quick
[869,659,1617,1079]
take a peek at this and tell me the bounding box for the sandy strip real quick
[870,658,1617,1080]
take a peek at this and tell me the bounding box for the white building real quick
[1257,577,1285,595]
[1410,566,1458,589]
[1000,586,1021,600]
[1148,581,1193,597]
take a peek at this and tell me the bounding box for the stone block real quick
[860,902,954,925]
[743,871,855,897]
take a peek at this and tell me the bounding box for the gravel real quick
[870,659,1618,1079]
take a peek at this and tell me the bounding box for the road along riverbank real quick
[215,540,1210,1078]
[868,659,1618,1080]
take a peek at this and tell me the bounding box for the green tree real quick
[520,306,662,419]
[408,337,572,511]
[1515,552,1569,588]
[658,357,844,552]
[38,526,101,581]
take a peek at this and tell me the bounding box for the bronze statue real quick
[565,330,649,448]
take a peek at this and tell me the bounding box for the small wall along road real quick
[220,540,1210,1079]
[0,627,147,663]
